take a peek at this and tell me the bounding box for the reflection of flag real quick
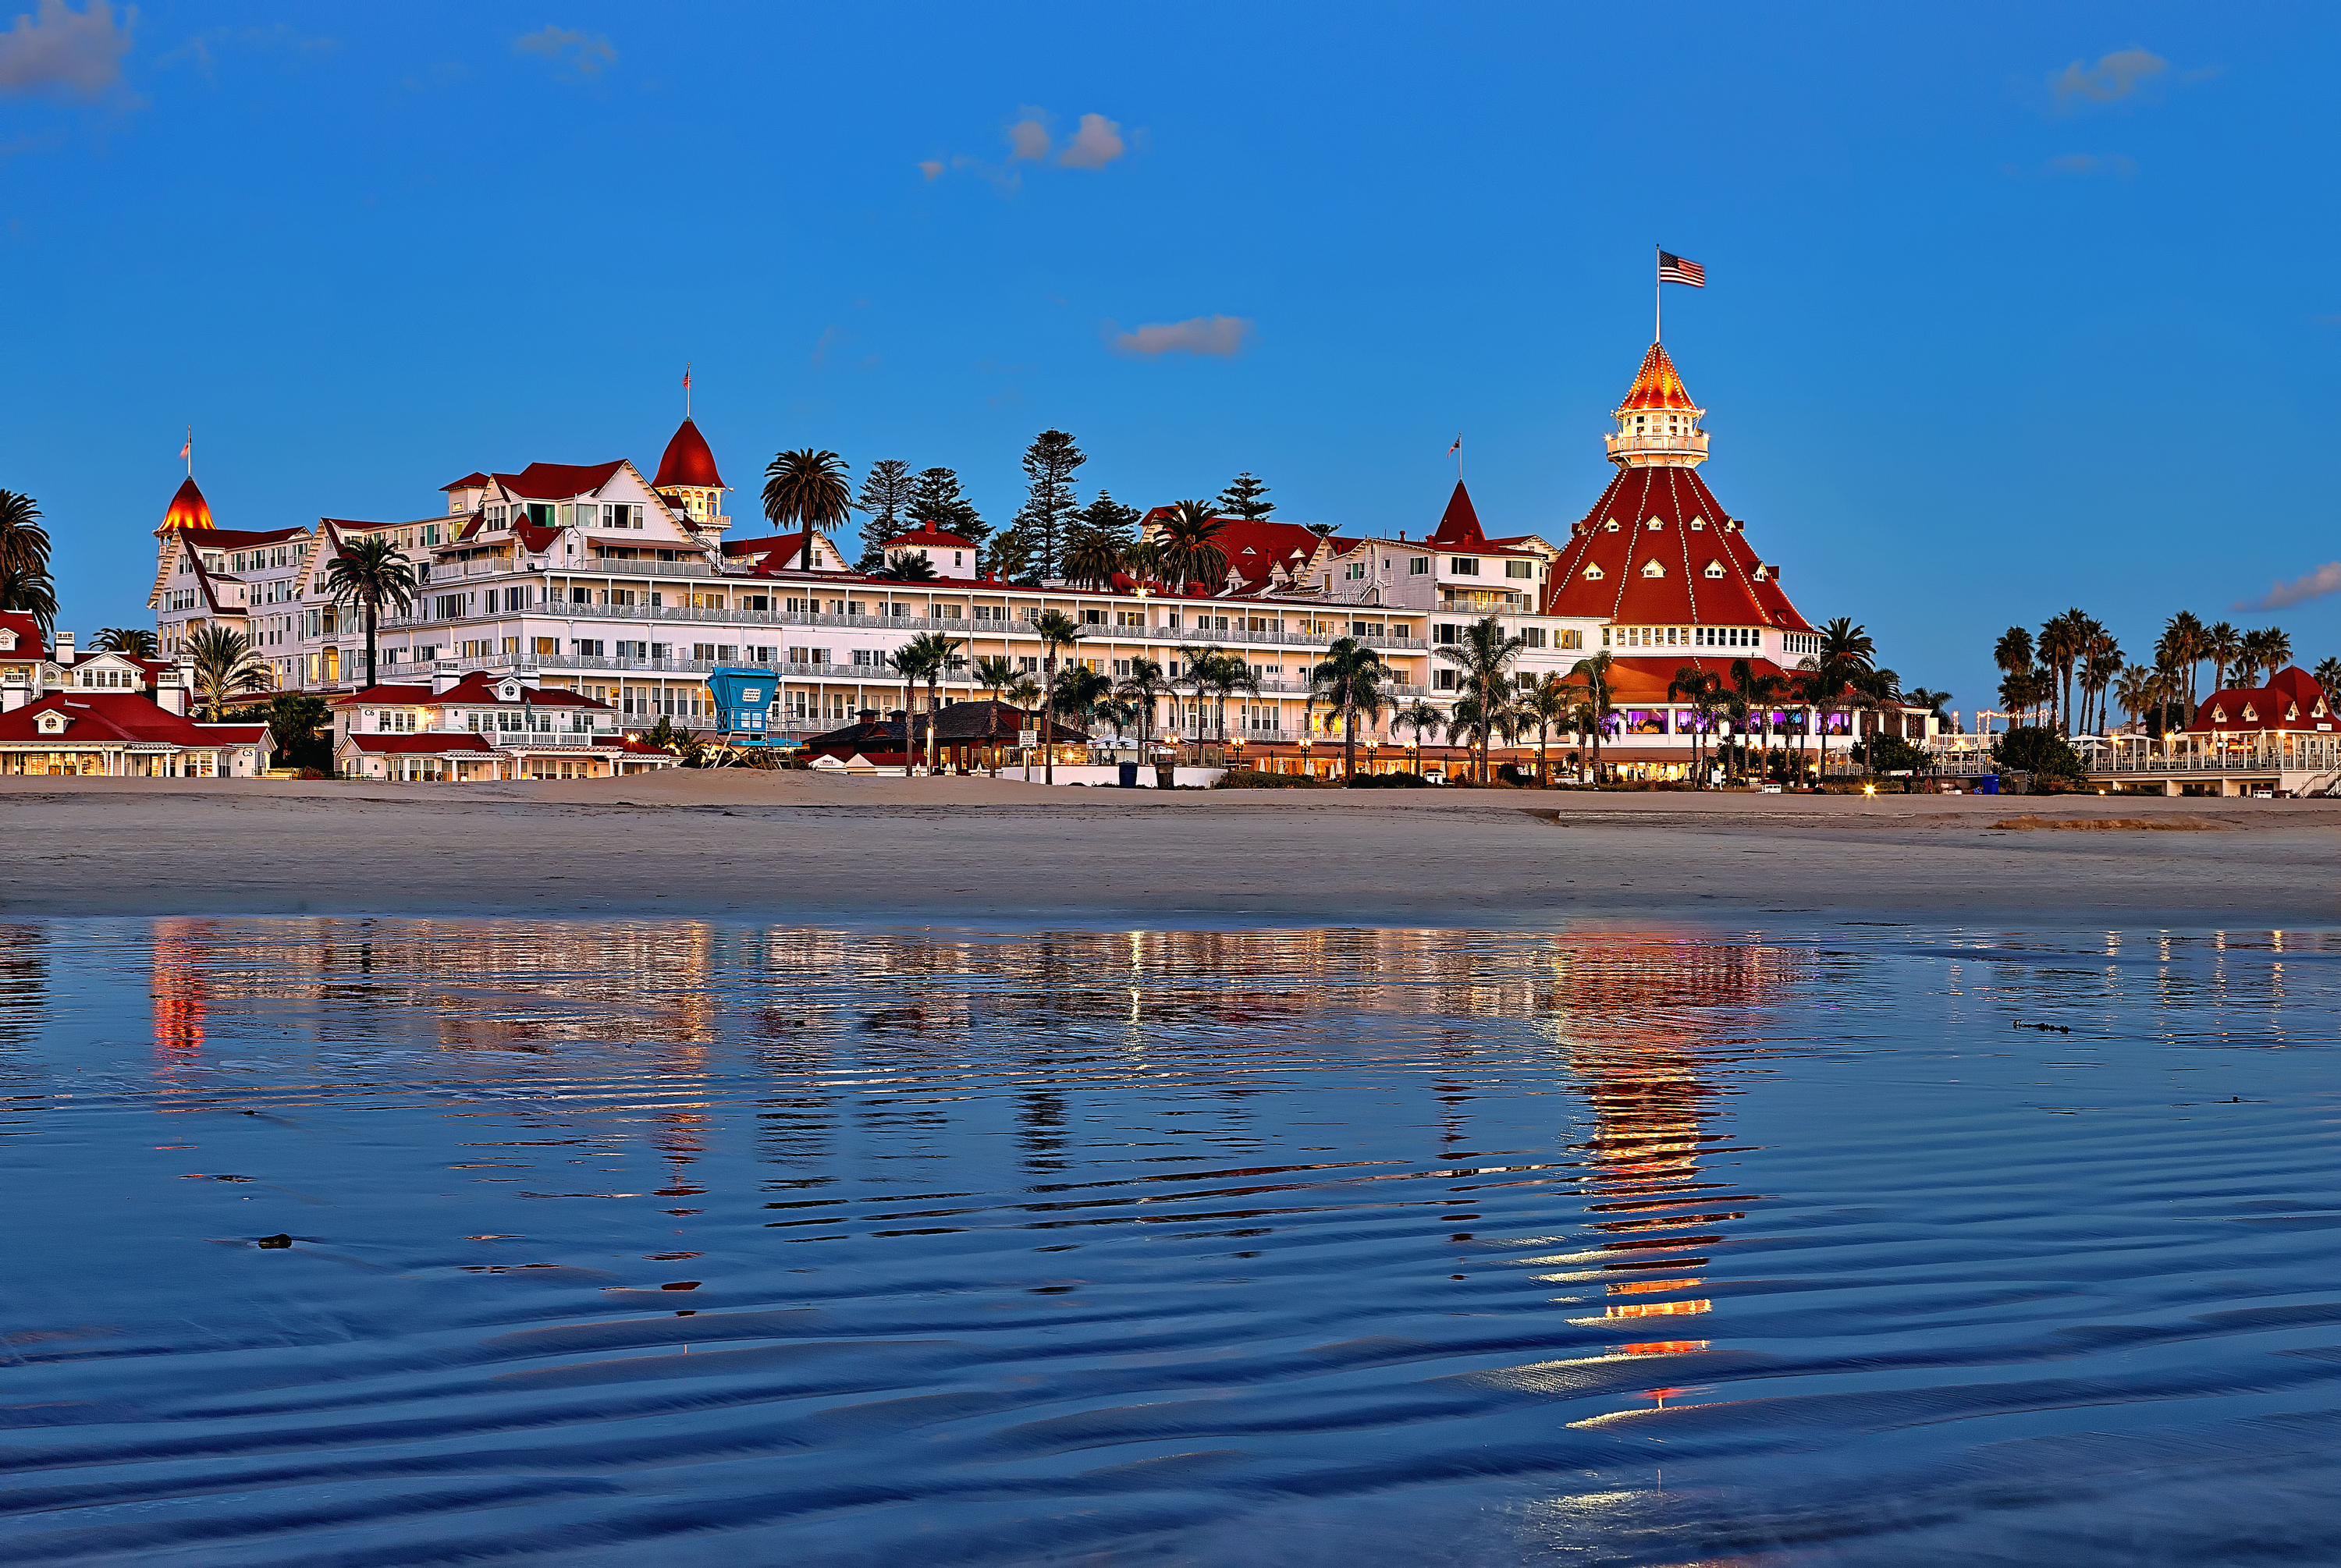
[1658,250,1705,286]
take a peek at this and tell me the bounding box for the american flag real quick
[1657,250,1705,287]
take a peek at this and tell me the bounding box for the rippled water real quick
[5,918,2341,1565]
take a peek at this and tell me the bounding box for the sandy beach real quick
[2,774,2332,928]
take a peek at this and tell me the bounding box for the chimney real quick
[158,657,191,715]
[1,670,28,713]
[53,630,73,663]
[432,667,460,694]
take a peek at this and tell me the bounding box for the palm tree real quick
[1115,655,1176,774]
[2240,626,2292,687]
[2079,639,2123,736]
[1032,608,1082,784]
[762,449,855,573]
[1154,500,1229,594]
[886,640,939,770]
[1847,665,1900,777]
[1051,663,1112,740]
[1905,686,1952,731]
[2205,621,2243,694]
[972,655,1017,699]
[1392,697,1444,776]
[2314,657,2341,694]
[1668,665,1724,786]
[1804,616,1876,779]
[2160,610,2208,712]
[1062,529,1123,591]
[1306,637,1391,779]
[1521,672,1575,785]
[893,630,964,775]
[1202,648,1262,764]
[1992,626,2034,694]
[96,626,159,659]
[1121,539,1162,590]
[184,625,270,718]
[872,552,940,583]
[1002,674,1043,779]
[2113,665,2159,730]
[0,490,55,635]
[321,533,420,689]
[1434,615,1526,782]
[1447,688,1522,779]
[1568,648,1618,782]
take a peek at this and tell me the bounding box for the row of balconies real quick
[371,608,1433,651]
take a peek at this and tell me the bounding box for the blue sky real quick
[4,2,2337,709]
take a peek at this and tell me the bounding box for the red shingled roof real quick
[886,523,977,552]
[0,692,265,748]
[1428,481,1485,545]
[2189,667,2334,734]
[652,418,725,491]
[333,672,609,709]
[186,526,307,550]
[1543,465,1812,633]
[343,734,504,756]
[440,472,492,491]
[492,461,627,500]
[0,612,48,662]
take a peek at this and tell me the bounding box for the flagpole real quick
[1654,243,1661,343]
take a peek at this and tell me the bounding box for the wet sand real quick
[3,773,2333,928]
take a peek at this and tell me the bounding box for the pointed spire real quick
[1430,480,1485,544]
[1615,342,1699,413]
[157,475,214,534]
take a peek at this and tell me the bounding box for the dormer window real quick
[1647,519,1664,530]
[1704,560,1725,579]
[1584,565,1604,581]
[1642,559,1665,578]
[1689,517,1706,530]
[2211,704,2227,722]
[37,711,64,733]
[2242,704,2259,722]
[1753,566,1768,580]
[2287,703,2301,720]
[1604,520,1620,532]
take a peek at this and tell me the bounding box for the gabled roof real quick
[440,472,492,491]
[0,612,48,662]
[0,692,265,747]
[652,418,725,491]
[492,460,628,500]
[2189,666,2333,733]
[886,523,977,552]
[187,526,308,550]
[1616,342,1700,414]
[334,672,609,709]
[158,475,214,534]
[1542,464,1812,633]
[340,733,505,757]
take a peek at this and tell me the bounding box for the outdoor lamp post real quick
[1298,734,1313,776]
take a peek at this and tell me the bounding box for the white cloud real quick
[2240,561,2341,612]
[2051,47,2166,108]
[917,159,943,180]
[2044,152,2137,177]
[514,25,616,80]
[1110,315,1254,358]
[1006,108,1050,161]
[0,0,130,98]
[1057,112,1124,169]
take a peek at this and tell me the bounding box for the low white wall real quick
[1014,764,1227,789]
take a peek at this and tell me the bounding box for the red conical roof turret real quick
[1429,480,1486,544]
[653,417,724,491]
[1615,342,1699,413]
[158,475,214,534]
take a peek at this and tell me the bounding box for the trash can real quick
[1118,762,1139,788]
[1977,773,2000,795]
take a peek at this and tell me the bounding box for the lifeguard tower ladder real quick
[703,666,802,767]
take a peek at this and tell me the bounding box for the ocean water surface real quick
[4,917,2340,1566]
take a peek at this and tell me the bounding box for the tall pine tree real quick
[1074,489,1141,546]
[1216,471,1274,520]
[1013,430,1085,580]
[857,460,915,550]
[906,467,989,545]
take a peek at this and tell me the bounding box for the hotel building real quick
[148,346,1929,775]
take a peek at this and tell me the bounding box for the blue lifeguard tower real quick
[704,666,803,762]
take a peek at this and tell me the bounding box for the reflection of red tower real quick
[151,919,212,1062]
[1551,936,1798,1360]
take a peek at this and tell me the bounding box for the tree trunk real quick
[1042,656,1056,784]
[364,598,378,690]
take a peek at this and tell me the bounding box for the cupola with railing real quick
[1604,342,1710,468]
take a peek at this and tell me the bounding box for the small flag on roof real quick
[1657,250,1705,287]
